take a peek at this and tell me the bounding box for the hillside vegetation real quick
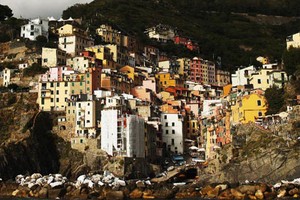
[63,0,300,71]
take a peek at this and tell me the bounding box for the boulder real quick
[231,188,245,199]
[237,185,256,194]
[207,186,220,198]
[200,185,213,196]
[38,187,48,199]
[218,189,233,199]
[277,188,286,198]
[106,190,124,200]
[255,189,264,199]
[129,188,143,199]
[288,187,299,196]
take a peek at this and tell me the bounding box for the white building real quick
[101,110,145,157]
[18,63,28,70]
[20,18,49,41]
[75,98,97,138]
[268,70,288,89]
[286,32,300,50]
[58,24,94,56]
[2,68,15,87]
[42,47,66,67]
[161,113,183,154]
[231,65,256,87]
[145,24,176,42]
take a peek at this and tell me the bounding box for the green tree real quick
[265,86,284,115]
[283,48,300,76]
[0,4,13,21]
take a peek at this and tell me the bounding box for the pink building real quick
[131,86,152,102]
[40,66,74,82]
[142,77,156,94]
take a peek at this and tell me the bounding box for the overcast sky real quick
[0,0,93,19]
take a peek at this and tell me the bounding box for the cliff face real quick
[202,107,300,184]
[0,93,85,180]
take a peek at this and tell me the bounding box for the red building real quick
[173,36,199,51]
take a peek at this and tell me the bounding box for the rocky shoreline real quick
[0,173,299,199]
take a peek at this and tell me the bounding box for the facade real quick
[231,65,256,87]
[231,93,267,124]
[268,70,288,89]
[20,18,49,41]
[286,32,300,50]
[155,72,176,92]
[189,57,215,85]
[161,113,183,154]
[101,110,145,157]
[249,68,273,91]
[105,44,128,68]
[2,68,14,87]
[216,69,231,86]
[145,24,176,42]
[85,45,116,69]
[42,47,66,67]
[58,24,94,56]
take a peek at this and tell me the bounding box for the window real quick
[56,98,59,102]
[171,139,174,145]
[166,130,169,134]
[164,115,167,119]
[87,120,90,123]
[257,79,261,84]
[65,90,67,94]
[64,82,68,87]
[50,82,54,87]
[43,58,48,63]
[51,98,53,102]
[56,90,59,95]
[258,111,262,116]
[172,130,175,134]
[165,122,168,127]
[257,100,261,106]
[172,122,175,126]
[57,82,60,87]
[267,79,269,84]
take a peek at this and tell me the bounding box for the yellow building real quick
[155,72,176,92]
[85,45,116,69]
[119,65,135,80]
[38,76,87,111]
[231,93,267,124]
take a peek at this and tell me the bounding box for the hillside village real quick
[0,14,300,172]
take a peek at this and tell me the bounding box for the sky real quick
[0,0,93,19]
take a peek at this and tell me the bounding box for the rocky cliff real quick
[0,92,85,180]
[202,106,300,184]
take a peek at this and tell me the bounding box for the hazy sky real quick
[1,0,93,19]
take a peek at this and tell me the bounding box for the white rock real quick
[50,181,63,188]
[28,182,38,189]
[25,176,31,182]
[117,179,126,187]
[47,176,54,184]
[31,173,42,180]
[83,179,94,188]
[145,180,151,185]
[291,178,300,185]
[98,181,104,186]
[273,182,281,188]
[54,174,63,182]
[15,175,24,183]
[36,177,46,186]
[77,175,86,184]
[91,174,102,183]
[0,178,2,182]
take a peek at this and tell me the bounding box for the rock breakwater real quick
[0,173,299,199]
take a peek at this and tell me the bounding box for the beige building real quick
[58,24,94,56]
[286,32,300,50]
[38,75,88,111]
[42,47,66,67]
[105,44,128,68]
